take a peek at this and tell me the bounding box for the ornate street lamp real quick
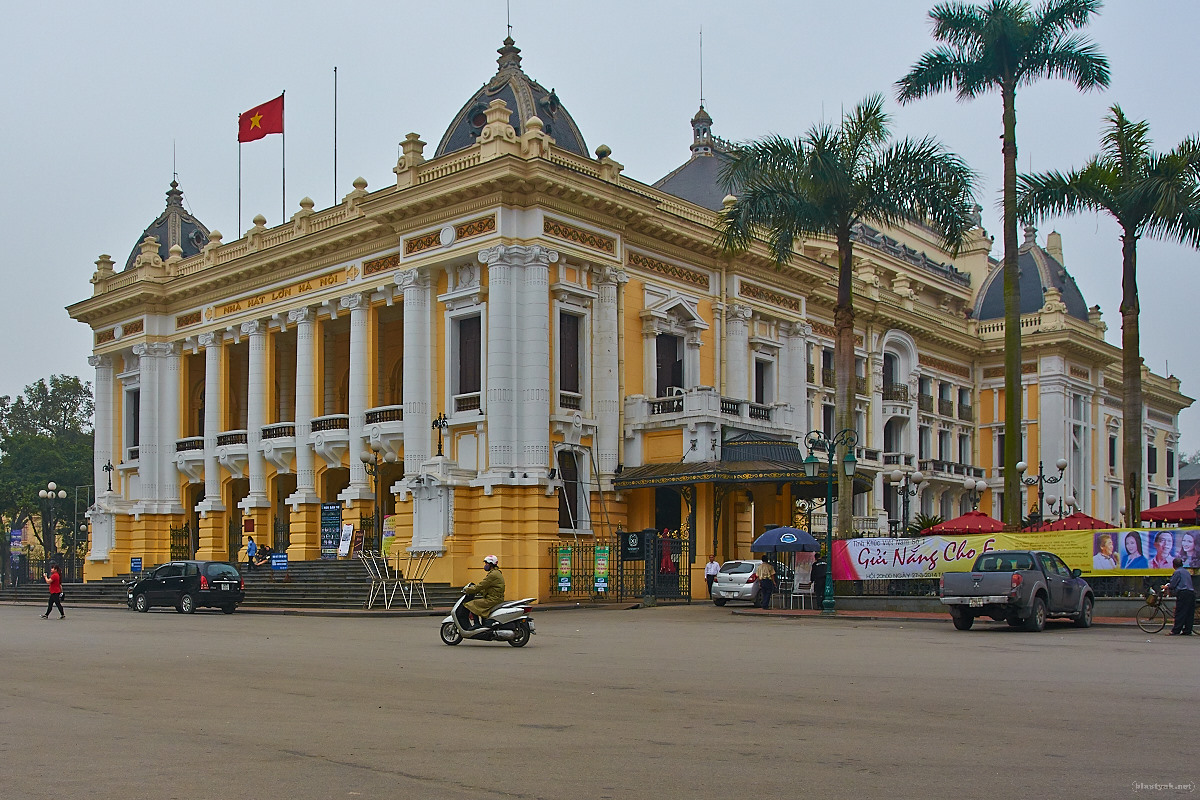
[803,428,858,614]
[889,469,925,534]
[432,412,449,457]
[1016,458,1067,526]
[359,443,398,552]
[962,476,987,511]
[37,482,67,559]
[1045,494,1076,522]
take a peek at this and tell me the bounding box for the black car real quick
[127,560,245,614]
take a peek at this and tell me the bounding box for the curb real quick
[729,608,1139,627]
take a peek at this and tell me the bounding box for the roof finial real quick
[497,34,522,72]
[1023,223,1037,246]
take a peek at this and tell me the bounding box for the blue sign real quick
[9,530,20,566]
[594,576,608,593]
[557,576,571,591]
[130,557,142,573]
[780,533,797,544]
[270,552,289,571]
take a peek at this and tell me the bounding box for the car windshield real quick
[720,562,756,574]
[205,563,240,579]
[975,553,1034,572]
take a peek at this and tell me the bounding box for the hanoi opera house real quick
[68,39,1190,600]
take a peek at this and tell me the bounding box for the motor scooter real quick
[440,585,536,647]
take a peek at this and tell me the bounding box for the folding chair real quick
[792,581,815,610]
[359,552,384,609]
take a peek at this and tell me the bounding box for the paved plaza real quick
[1,602,1195,799]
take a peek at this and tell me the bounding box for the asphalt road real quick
[1,602,1195,800]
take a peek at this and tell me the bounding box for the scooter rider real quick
[465,555,505,627]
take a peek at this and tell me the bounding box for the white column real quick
[241,320,270,510]
[519,245,555,470]
[786,323,809,413]
[157,343,182,512]
[594,267,625,474]
[725,304,751,399]
[196,332,224,514]
[480,246,515,471]
[132,344,159,504]
[89,355,114,495]
[339,293,372,500]
[398,270,432,475]
[287,307,320,505]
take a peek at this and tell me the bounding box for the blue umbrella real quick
[751,526,820,553]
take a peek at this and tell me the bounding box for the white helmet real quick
[483,554,499,565]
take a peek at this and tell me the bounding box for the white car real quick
[710,560,764,606]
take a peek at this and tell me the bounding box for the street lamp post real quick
[963,477,987,510]
[432,412,448,457]
[889,469,924,534]
[1017,458,1067,526]
[359,444,398,552]
[1045,494,1076,522]
[102,460,114,493]
[802,428,858,614]
[38,482,67,560]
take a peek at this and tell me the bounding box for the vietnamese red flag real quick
[238,94,284,142]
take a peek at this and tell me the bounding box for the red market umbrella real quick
[921,510,1006,535]
[1139,494,1200,524]
[1024,511,1115,532]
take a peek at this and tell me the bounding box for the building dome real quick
[123,180,210,271]
[973,226,1089,321]
[434,37,589,159]
[652,105,731,212]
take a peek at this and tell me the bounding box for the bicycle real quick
[1135,588,1176,633]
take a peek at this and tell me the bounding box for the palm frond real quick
[1101,105,1151,181]
[896,48,971,102]
[1036,0,1103,37]
[1021,33,1110,89]
[929,1,992,48]
[1017,163,1115,222]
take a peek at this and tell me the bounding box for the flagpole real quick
[281,89,286,224]
[238,140,242,236]
[333,67,338,205]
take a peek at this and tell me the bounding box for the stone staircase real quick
[0,559,462,610]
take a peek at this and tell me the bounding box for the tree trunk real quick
[1119,230,1143,525]
[1001,81,1023,530]
[835,229,856,540]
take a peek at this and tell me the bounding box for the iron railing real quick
[170,524,192,560]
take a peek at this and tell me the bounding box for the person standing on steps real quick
[246,535,257,571]
[41,564,65,620]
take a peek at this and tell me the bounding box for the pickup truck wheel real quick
[951,611,974,631]
[1073,596,1094,628]
[1024,597,1047,632]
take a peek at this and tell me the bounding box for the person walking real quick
[754,558,776,610]
[41,564,65,620]
[1163,557,1195,636]
[246,535,257,571]
[704,556,720,595]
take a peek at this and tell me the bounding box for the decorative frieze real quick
[918,354,971,378]
[808,320,863,347]
[544,217,616,255]
[211,268,346,320]
[404,214,497,256]
[95,329,115,344]
[738,282,800,312]
[626,250,709,290]
[1069,366,1090,380]
[175,311,202,329]
[124,319,144,336]
[363,253,399,277]
[983,364,1037,378]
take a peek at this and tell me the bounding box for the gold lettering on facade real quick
[212,270,345,319]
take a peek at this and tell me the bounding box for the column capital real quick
[287,306,315,325]
[726,303,753,323]
[478,243,559,268]
[197,331,222,349]
[394,267,431,293]
[145,342,178,358]
[131,343,149,357]
[595,265,628,286]
[87,355,113,368]
[240,319,266,337]
[339,292,367,311]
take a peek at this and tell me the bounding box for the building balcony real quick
[883,451,915,468]
[363,404,404,459]
[883,384,909,402]
[216,429,248,479]
[938,398,955,417]
[453,391,482,416]
[821,368,835,388]
[261,422,296,474]
[918,459,985,480]
[918,394,933,413]
[174,436,204,483]
[958,404,974,422]
[309,414,349,468]
[624,387,794,450]
[559,391,582,411]
[809,513,884,536]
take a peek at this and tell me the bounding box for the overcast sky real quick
[1,1,1197,449]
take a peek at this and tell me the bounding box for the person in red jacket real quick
[41,564,65,620]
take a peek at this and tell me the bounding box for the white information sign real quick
[337,523,355,557]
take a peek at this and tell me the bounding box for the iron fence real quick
[359,515,380,554]
[546,541,611,601]
[228,519,243,563]
[273,518,291,553]
[170,524,192,560]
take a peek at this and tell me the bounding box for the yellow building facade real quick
[68,39,1190,600]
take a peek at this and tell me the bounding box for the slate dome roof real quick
[434,37,589,160]
[973,225,1089,322]
[124,181,210,271]
[652,105,731,212]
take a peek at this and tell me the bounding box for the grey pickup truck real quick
[940,550,1094,632]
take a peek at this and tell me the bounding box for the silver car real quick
[711,559,763,606]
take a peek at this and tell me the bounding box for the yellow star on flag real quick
[250,113,263,129]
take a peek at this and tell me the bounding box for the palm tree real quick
[1018,105,1200,523]
[896,0,1109,529]
[718,94,977,539]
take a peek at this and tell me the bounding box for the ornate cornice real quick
[543,217,616,255]
[625,250,709,290]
